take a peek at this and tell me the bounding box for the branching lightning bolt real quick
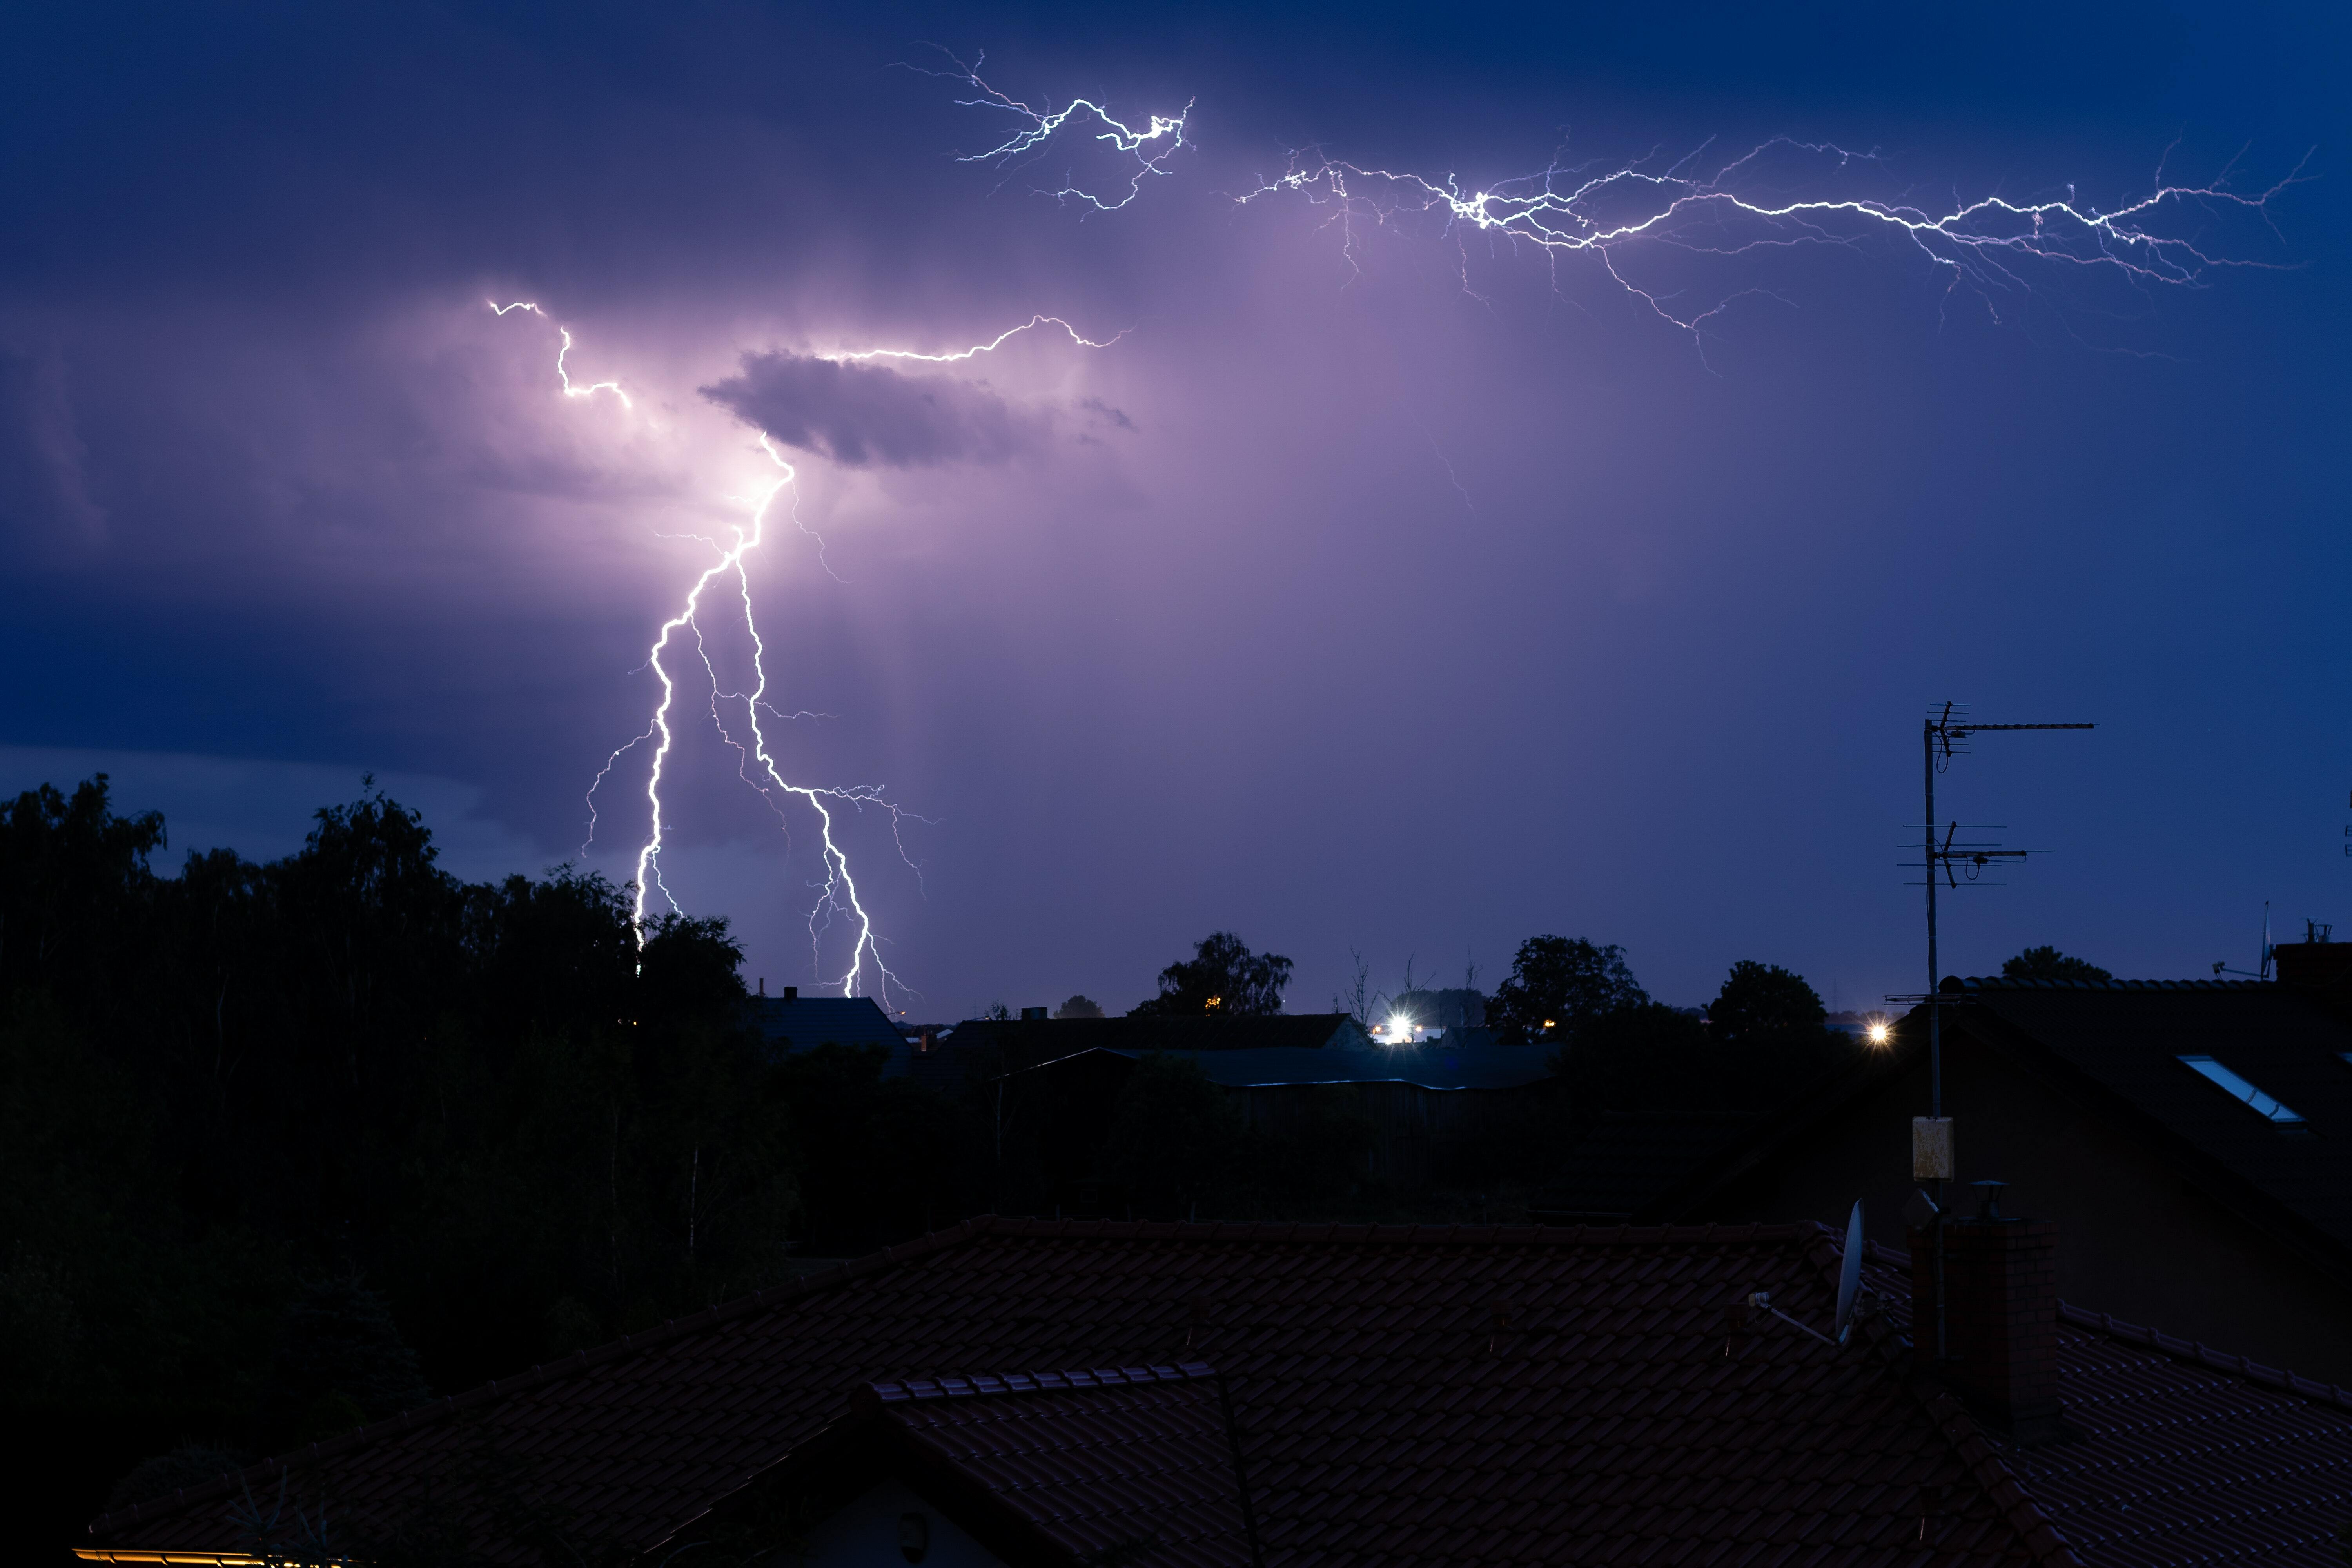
[917,68,2302,347]
[1230,137,2309,348]
[501,301,1114,1005]
[904,50,1191,211]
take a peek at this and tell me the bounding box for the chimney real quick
[2274,932,2352,991]
[1907,1180,2063,1443]
[783,985,798,1002]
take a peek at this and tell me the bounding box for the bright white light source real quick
[1386,1015,1415,1043]
[1867,1022,1891,1045]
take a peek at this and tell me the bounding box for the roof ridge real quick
[870,1362,1219,1403]
[2055,1302,2352,1412]
[83,1215,1012,1539]
[982,1217,1824,1245]
[1817,1229,2083,1568]
[1862,1241,2352,1413]
[1915,1379,2085,1568]
[1958,975,2274,991]
[1797,1222,2079,1568]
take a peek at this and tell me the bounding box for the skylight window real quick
[2178,1055,2305,1125]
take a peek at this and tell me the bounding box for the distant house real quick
[1000,1037,1556,1189]
[83,1213,2352,1567]
[748,988,904,1056]
[945,1011,1373,1068]
[1645,940,2352,1386]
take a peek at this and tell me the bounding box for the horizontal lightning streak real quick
[1229,138,2308,343]
[827,313,1124,362]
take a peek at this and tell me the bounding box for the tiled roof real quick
[826,1363,1256,1568]
[1864,1242,2352,1568]
[82,1219,2352,1568]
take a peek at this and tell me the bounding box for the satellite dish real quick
[1834,1200,1864,1343]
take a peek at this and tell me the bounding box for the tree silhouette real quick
[1131,931,1292,1016]
[1708,960,1828,1045]
[2002,946,2112,984]
[1488,935,1646,1044]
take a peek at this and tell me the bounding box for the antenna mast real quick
[1912,703,2093,1361]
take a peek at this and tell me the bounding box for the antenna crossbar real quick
[1915,703,2094,1367]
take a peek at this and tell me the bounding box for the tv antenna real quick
[1902,702,2092,1362]
[1908,704,2095,1114]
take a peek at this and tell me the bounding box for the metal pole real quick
[1924,715,1947,1362]
[1925,716,1940,1119]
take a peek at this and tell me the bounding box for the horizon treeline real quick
[1,774,1867,1543]
[2,775,842,1536]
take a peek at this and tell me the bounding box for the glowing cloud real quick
[699,353,1044,469]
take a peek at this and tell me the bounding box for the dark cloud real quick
[699,352,1045,469]
[0,341,105,551]
[1077,396,1135,431]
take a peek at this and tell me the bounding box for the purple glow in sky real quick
[1,3,2342,1018]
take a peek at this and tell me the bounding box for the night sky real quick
[2,2,2343,1019]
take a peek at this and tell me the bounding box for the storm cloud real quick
[700,352,1045,468]
[0,341,106,552]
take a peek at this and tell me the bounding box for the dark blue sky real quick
[1,2,2343,1017]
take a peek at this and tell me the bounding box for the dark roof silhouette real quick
[1011,1041,1553,1092]
[1939,976,2352,1262]
[748,993,903,1053]
[944,1013,1369,1067]
[1663,976,2352,1281]
[82,1217,2352,1568]
[768,1363,1256,1568]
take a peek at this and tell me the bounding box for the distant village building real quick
[84,1215,2352,1566]
[748,987,904,1052]
[945,1012,1376,1060]
[938,1013,1552,1191]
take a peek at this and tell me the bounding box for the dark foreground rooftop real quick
[83,1218,2352,1568]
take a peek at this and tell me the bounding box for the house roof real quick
[80,1218,2352,1568]
[748,993,905,1052]
[1863,1240,2352,1568]
[774,1363,1256,1568]
[1659,978,2352,1281]
[1048,1041,1555,1092]
[944,1013,1369,1065]
[1932,977,2352,1264]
